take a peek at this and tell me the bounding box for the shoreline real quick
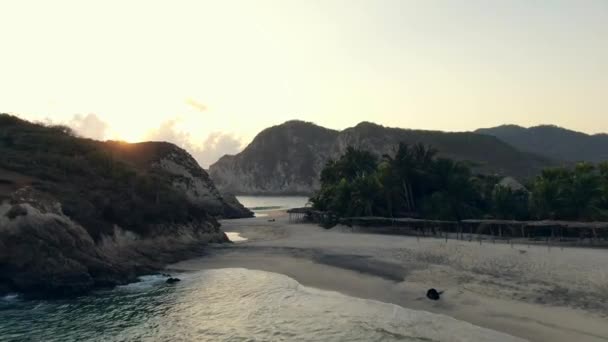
[170,211,608,342]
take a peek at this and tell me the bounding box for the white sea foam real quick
[1,293,19,302]
[225,231,248,242]
[115,274,170,292]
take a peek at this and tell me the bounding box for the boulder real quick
[166,277,181,284]
[426,288,443,301]
[0,189,226,298]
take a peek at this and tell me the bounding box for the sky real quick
[1,0,607,167]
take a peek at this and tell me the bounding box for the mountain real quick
[476,125,608,163]
[0,114,251,297]
[209,121,558,195]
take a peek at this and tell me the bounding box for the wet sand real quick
[170,212,608,342]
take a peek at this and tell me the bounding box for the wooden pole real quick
[470,224,473,242]
[592,228,598,245]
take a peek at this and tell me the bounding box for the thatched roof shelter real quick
[524,220,608,229]
[496,176,528,192]
[286,207,315,214]
[461,219,523,225]
[287,209,608,243]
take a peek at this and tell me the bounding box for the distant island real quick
[0,114,252,298]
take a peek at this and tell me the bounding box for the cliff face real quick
[209,121,338,195]
[0,188,226,297]
[0,114,250,297]
[105,141,252,218]
[209,121,559,195]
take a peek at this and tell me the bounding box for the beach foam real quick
[1,294,19,302]
[225,231,248,242]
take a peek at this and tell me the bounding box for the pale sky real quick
[1,0,607,166]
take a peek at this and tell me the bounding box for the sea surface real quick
[0,268,522,342]
[236,196,309,216]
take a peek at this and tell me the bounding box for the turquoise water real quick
[0,269,522,342]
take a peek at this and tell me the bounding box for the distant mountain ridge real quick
[209,120,558,195]
[475,124,608,163]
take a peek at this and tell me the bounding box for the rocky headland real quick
[0,114,252,297]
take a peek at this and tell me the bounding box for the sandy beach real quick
[170,211,608,342]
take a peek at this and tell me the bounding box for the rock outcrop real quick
[209,121,337,195]
[105,141,253,218]
[0,188,227,297]
[0,114,250,297]
[209,121,558,195]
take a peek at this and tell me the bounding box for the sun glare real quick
[107,128,145,143]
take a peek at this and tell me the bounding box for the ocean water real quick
[236,196,310,216]
[0,268,523,342]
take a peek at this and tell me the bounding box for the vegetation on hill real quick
[210,120,559,195]
[310,143,608,222]
[476,124,608,162]
[0,114,213,240]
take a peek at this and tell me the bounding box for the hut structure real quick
[287,207,327,223]
[496,176,528,192]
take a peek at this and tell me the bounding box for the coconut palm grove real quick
[310,143,608,222]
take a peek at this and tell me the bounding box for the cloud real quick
[69,113,108,140]
[146,119,190,146]
[146,119,243,168]
[185,98,208,112]
[196,132,243,168]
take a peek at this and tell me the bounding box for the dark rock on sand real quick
[426,288,442,300]
[166,278,181,284]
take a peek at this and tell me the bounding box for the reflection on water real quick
[0,269,523,342]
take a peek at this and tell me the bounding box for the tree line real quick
[310,143,608,222]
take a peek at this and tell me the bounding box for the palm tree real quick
[598,162,608,218]
[530,169,567,219]
[380,143,439,216]
[382,143,416,214]
[411,143,437,169]
[566,163,601,220]
[426,158,479,220]
[350,174,382,216]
